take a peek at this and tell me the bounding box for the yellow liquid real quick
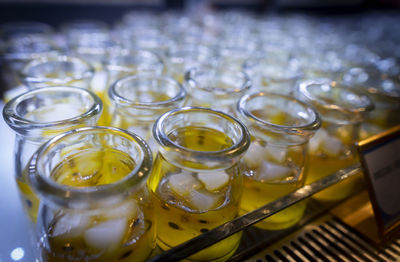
[241,175,306,230]
[148,126,242,261]
[40,149,156,262]
[307,154,360,202]
[239,139,306,230]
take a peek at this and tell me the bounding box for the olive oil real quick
[40,148,155,262]
[148,126,242,262]
[240,137,307,230]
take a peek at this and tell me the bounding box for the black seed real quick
[197,135,205,145]
[26,199,32,208]
[133,219,141,227]
[200,228,209,233]
[168,222,182,230]
[119,250,133,260]
[181,216,189,222]
[198,219,208,224]
[145,219,152,231]
[62,244,74,252]
[67,159,75,168]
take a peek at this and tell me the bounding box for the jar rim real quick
[237,92,321,135]
[242,57,303,81]
[104,48,164,73]
[185,66,252,95]
[20,55,95,84]
[296,78,374,115]
[109,74,186,108]
[2,86,102,132]
[153,106,250,160]
[29,126,152,207]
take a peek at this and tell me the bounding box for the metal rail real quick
[148,164,362,262]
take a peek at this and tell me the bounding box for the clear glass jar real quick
[236,92,320,230]
[292,49,344,80]
[148,107,250,262]
[1,33,60,101]
[27,126,155,262]
[341,66,400,139]
[184,65,252,114]
[108,75,187,153]
[166,44,215,83]
[243,57,303,96]
[104,48,165,87]
[295,79,374,201]
[3,86,102,222]
[20,55,95,90]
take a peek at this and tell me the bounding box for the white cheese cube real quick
[243,142,267,168]
[309,129,328,154]
[321,134,344,157]
[256,161,293,182]
[188,190,222,211]
[84,218,127,251]
[197,171,230,191]
[168,172,201,197]
[265,146,287,163]
[52,212,90,238]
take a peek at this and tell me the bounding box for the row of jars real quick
[1,13,400,262]
[3,78,376,261]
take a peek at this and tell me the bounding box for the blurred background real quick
[0,0,399,26]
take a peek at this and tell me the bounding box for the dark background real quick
[0,0,399,26]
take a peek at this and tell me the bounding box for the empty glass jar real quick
[3,86,102,222]
[27,126,155,262]
[236,92,320,230]
[148,107,250,261]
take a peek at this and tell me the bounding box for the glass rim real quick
[109,74,187,107]
[297,78,375,115]
[185,67,252,95]
[237,91,321,134]
[20,55,95,84]
[29,126,152,206]
[341,67,400,99]
[3,86,102,130]
[242,57,304,81]
[104,48,164,73]
[153,106,250,159]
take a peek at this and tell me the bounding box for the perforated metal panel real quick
[243,217,400,262]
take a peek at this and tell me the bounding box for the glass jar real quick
[148,107,250,261]
[101,48,165,125]
[27,126,155,262]
[3,86,102,222]
[292,49,344,80]
[236,92,320,230]
[104,48,165,86]
[341,66,400,139]
[243,57,303,96]
[1,33,60,101]
[108,75,187,153]
[20,55,95,90]
[295,79,374,201]
[165,44,215,83]
[184,65,252,114]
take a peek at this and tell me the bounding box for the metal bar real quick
[148,164,362,262]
